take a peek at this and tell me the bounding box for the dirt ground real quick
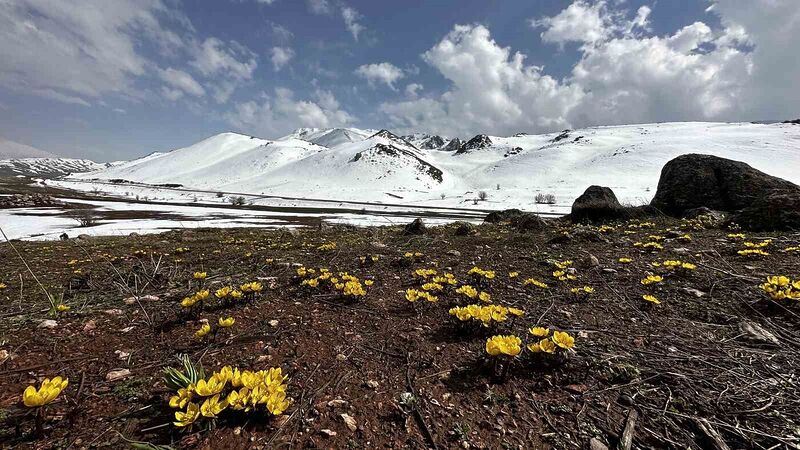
[0,217,798,449]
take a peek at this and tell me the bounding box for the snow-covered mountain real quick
[66,122,800,210]
[0,137,56,159]
[0,157,108,177]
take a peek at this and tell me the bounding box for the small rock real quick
[340,413,357,431]
[268,319,279,327]
[681,287,706,298]
[77,234,91,240]
[739,321,780,346]
[590,437,609,450]
[601,268,617,274]
[105,368,131,382]
[0,349,10,363]
[672,247,691,255]
[336,353,347,362]
[83,320,97,332]
[115,350,130,360]
[103,309,123,316]
[327,399,349,408]
[446,249,461,257]
[403,218,427,235]
[617,394,634,406]
[320,429,337,437]
[120,326,135,333]
[371,241,388,249]
[39,319,58,329]
[366,380,379,389]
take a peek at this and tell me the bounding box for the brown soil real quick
[0,218,798,449]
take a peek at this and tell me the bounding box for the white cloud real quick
[270,47,294,71]
[0,0,183,105]
[381,1,800,137]
[530,0,612,45]
[405,83,423,98]
[159,68,205,97]
[306,0,364,41]
[306,0,331,15]
[225,88,354,137]
[270,22,293,42]
[190,38,256,81]
[355,63,405,90]
[341,6,364,41]
[380,25,583,136]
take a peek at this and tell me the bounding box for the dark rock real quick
[419,135,445,149]
[77,234,91,240]
[728,190,800,231]
[443,138,463,152]
[650,154,800,215]
[456,135,492,154]
[514,213,546,232]
[403,218,427,235]
[683,207,726,222]
[570,186,625,223]
[782,119,800,125]
[59,233,69,241]
[484,209,526,224]
[453,221,476,236]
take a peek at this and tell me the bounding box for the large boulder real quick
[728,190,800,231]
[650,154,799,215]
[484,209,526,224]
[403,218,427,235]
[570,186,625,223]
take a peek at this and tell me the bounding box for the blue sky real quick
[0,0,796,161]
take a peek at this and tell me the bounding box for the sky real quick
[0,0,798,162]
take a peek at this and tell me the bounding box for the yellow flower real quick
[194,290,210,301]
[174,402,200,427]
[528,338,555,354]
[56,303,70,312]
[529,326,550,337]
[193,272,207,280]
[478,291,491,303]
[642,294,661,304]
[230,290,243,300]
[508,271,519,278]
[364,279,374,286]
[218,317,235,328]
[215,286,232,298]
[0,282,7,290]
[485,335,522,357]
[194,375,227,396]
[169,386,194,409]
[194,323,211,338]
[640,275,663,285]
[22,377,69,407]
[508,307,524,317]
[181,296,198,308]
[552,331,575,350]
[618,258,632,264]
[200,394,228,418]
[523,278,549,289]
[455,285,478,299]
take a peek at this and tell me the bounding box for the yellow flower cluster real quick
[413,268,438,279]
[523,278,549,289]
[300,269,368,298]
[170,366,290,428]
[553,260,572,270]
[454,284,491,302]
[727,233,746,239]
[193,271,207,280]
[737,249,769,257]
[634,241,664,251]
[449,304,523,326]
[640,275,663,285]
[175,247,190,254]
[432,272,457,285]
[485,335,522,357]
[642,294,661,304]
[744,240,771,249]
[22,376,69,407]
[569,286,594,295]
[628,220,656,229]
[618,257,632,264]
[403,251,424,259]
[468,267,496,280]
[317,242,337,251]
[526,328,576,353]
[661,260,697,271]
[598,225,616,233]
[784,246,800,253]
[552,270,577,282]
[406,288,438,303]
[421,282,444,292]
[677,234,692,242]
[508,271,519,278]
[181,290,210,308]
[759,276,800,301]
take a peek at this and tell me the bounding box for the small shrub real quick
[478,191,488,201]
[71,211,98,227]
[534,193,556,204]
[230,196,246,206]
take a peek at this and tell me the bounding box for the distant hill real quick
[0,137,56,159]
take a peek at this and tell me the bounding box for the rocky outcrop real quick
[570,186,625,223]
[650,154,799,215]
[0,193,63,209]
[403,218,427,235]
[419,136,445,149]
[456,135,492,154]
[728,190,800,231]
[443,138,463,152]
[483,209,546,232]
